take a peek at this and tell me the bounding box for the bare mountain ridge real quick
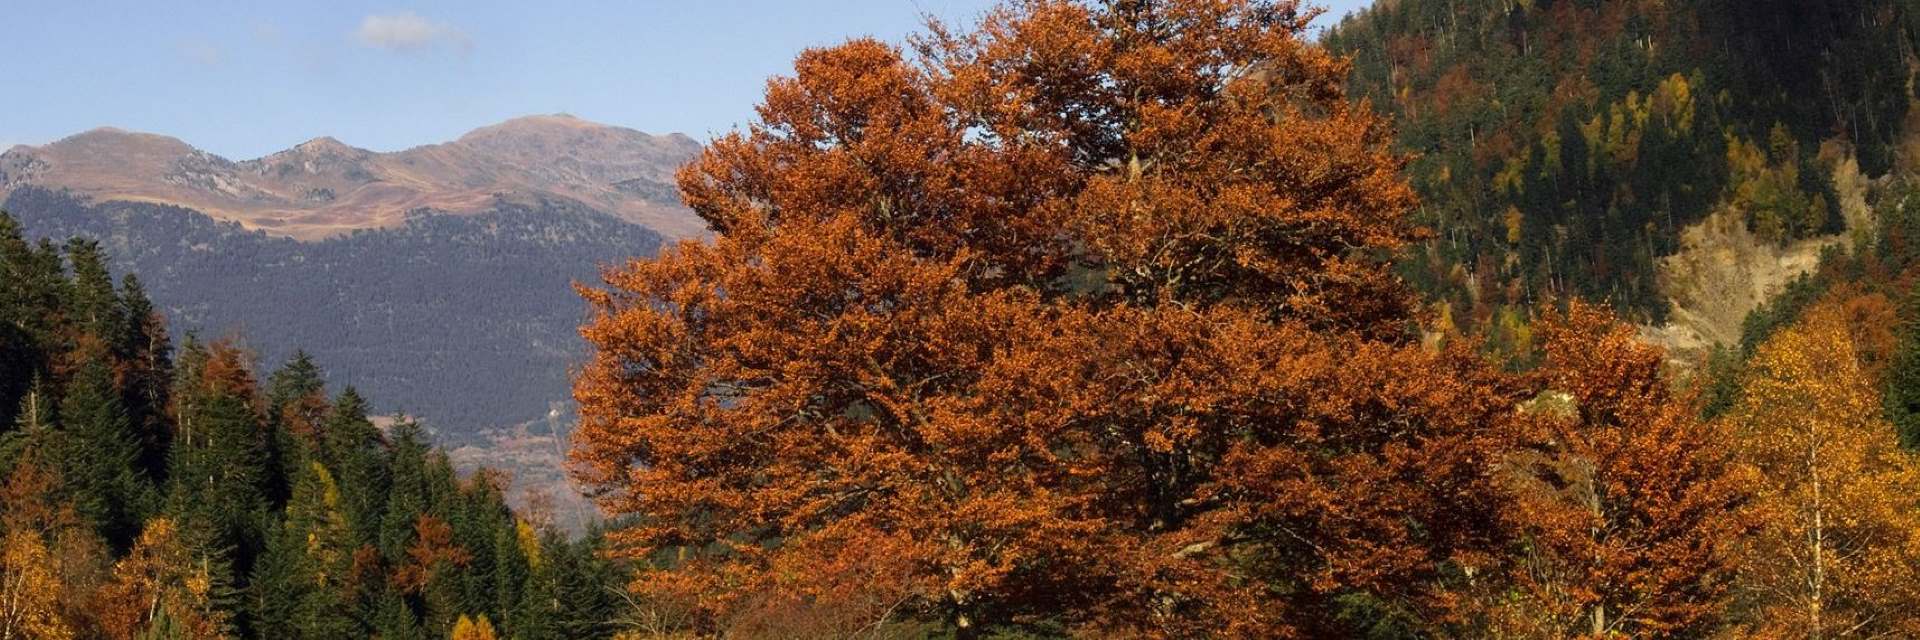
[0,114,706,240]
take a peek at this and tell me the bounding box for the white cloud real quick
[355,12,470,54]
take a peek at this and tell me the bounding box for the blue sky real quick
[1,1,1373,158]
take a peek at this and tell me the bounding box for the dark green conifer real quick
[264,351,329,508]
[58,359,154,547]
[63,237,128,348]
[379,419,432,561]
[118,273,174,479]
[323,388,390,547]
[0,214,64,428]
[371,590,426,640]
[1886,281,1920,447]
[165,339,273,576]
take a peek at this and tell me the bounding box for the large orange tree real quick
[572,1,1522,636]
[1496,303,1753,638]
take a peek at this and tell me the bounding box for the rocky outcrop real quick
[1645,156,1873,355]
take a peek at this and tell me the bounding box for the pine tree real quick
[116,274,173,482]
[322,388,389,548]
[378,420,432,561]
[165,340,272,577]
[0,213,64,430]
[253,462,359,639]
[448,476,506,632]
[287,463,354,582]
[0,378,55,477]
[57,359,154,548]
[247,527,305,640]
[264,351,328,509]
[265,351,327,415]
[62,238,127,356]
[393,515,471,634]
[536,531,619,640]
[1883,280,1920,447]
[0,222,609,638]
[487,521,530,637]
[370,589,425,640]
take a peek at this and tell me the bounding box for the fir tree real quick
[264,351,328,509]
[1885,280,1920,447]
[117,273,174,482]
[535,531,619,640]
[371,590,425,640]
[247,528,305,640]
[254,462,359,639]
[57,359,153,548]
[0,378,56,477]
[0,214,63,429]
[322,387,389,548]
[378,420,432,561]
[487,522,529,637]
[62,237,127,352]
[165,340,272,578]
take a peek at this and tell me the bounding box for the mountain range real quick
[0,116,704,442]
[0,113,706,241]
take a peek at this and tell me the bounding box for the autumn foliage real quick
[561,0,1920,635]
[572,0,1518,636]
[1724,300,1920,636]
[1497,303,1752,637]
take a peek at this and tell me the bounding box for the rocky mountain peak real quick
[0,116,708,240]
[290,136,367,157]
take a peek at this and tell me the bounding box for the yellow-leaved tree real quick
[96,518,231,640]
[1725,301,1920,636]
[0,458,109,639]
[450,614,498,640]
[0,529,71,640]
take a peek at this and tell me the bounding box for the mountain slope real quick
[1323,0,1917,355]
[0,114,706,240]
[4,186,661,434]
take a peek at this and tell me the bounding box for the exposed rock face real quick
[1647,155,1875,357]
[1648,210,1842,354]
[0,114,706,240]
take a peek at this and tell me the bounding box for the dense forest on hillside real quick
[1323,0,1920,336]
[3,187,663,434]
[0,212,627,639]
